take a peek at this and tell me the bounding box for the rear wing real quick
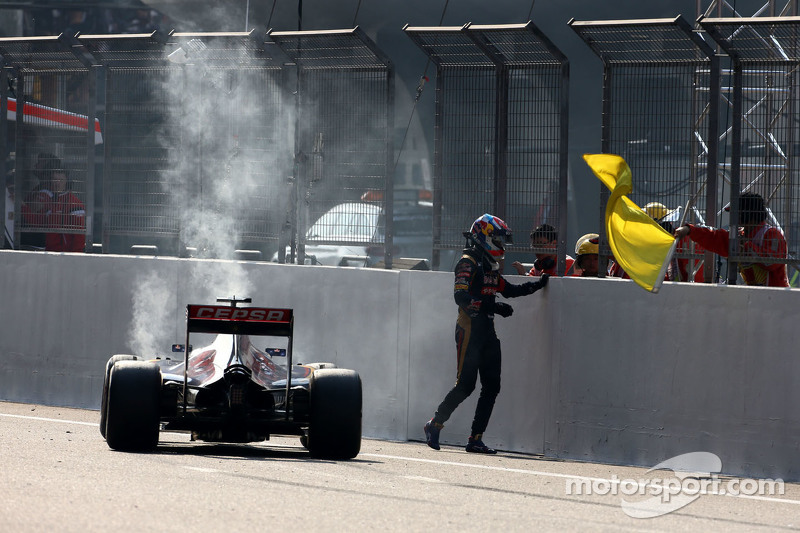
[186,305,293,336]
[182,303,296,416]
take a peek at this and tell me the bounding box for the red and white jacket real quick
[22,189,85,252]
[686,222,788,287]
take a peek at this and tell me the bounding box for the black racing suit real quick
[432,247,545,438]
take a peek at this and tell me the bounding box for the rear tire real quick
[307,368,362,459]
[100,355,138,438]
[105,360,162,451]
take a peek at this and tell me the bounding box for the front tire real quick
[105,360,162,451]
[307,368,362,459]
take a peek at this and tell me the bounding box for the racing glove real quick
[465,298,482,318]
[493,302,513,318]
[523,273,549,294]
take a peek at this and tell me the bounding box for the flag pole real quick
[651,197,692,293]
[677,197,692,228]
[651,240,678,294]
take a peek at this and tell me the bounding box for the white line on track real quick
[0,412,98,427]
[403,475,444,483]
[184,466,220,473]
[4,412,797,508]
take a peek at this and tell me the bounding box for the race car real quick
[99,297,362,459]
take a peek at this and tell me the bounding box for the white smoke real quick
[161,48,293,261]
[126,37,296,353]
[127,270,176,355]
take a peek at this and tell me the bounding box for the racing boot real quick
[465,434,497,454]
[424,418,443,450]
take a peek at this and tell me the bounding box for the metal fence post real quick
[727,61,743,284]
[557,59,570,276]
[0,64,7,247]
[704,53,721,283]
[432,64,445,271]
[598,65,613,278]
[13,70,24,250]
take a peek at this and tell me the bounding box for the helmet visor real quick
[490,235,508,254]
[492,233,512,247]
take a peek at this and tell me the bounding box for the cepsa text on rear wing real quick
[186,305,293,337]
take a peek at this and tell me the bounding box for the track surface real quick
[1,402,798,532]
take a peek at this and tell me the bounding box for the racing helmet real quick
[644,202,670,221]
[468,214,513,263]
[575,233,599,257]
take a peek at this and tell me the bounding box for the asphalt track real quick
[1,402,798,532]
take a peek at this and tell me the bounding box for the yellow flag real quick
[583,154,676,293]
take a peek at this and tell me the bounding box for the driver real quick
[423,214,549,454]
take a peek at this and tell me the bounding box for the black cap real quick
[725,192,767,225]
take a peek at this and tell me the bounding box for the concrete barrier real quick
[0,250,797,481]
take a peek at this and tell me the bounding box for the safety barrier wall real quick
[0,250,797,481]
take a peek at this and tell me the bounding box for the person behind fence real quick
[573,233,600,277]
[673,192,788,287]
[19,153,56,249]
[644,201,705,283]
[511,223,575,277]
[21,156,85,253]
[423,214,549,454]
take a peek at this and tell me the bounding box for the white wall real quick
[0,250,798,481]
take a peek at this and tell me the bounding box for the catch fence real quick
[570,16,720,281]
[5,15,800,283]
[267,28,394,266]
[0,28,394,263]
[0,33,99,251]
[700,16,800,282]
[571,14,800,284]
[404,22,569,272]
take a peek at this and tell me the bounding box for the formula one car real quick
[99,297,362,459]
